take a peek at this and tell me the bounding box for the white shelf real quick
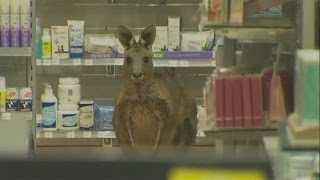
[0,47,31,57]
[36,58,216,67]
[0,112,32,121]
[36,130,116,139]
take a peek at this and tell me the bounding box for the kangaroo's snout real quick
[132,72,143,80]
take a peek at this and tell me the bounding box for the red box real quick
[214,76,225,128]
[242,75,253,128]
[232,75,243,128]
[250,75,263,128]
[224,77,234,128]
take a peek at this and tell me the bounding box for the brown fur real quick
[113,26,198,150]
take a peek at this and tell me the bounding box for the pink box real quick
[242,75,253,128]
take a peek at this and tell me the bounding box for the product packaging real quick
[168,16,181,51]
[84,34,119,58]
[36,18,42,58]
[6,88,19,111]
[79,100,94,130]
[20,0,31,47]
[229,0,244,24]
[67,20,85,58]
[94,105,114,131]
[41,83,57,131]
[0,76,6,112]
[181,30,215,51]
[19,87,32,112]
[42,28,52,59]
[152,26,168,52]
[51,26,69,59]
[58,104,79,131]
[0,0,10,47]
[10,0,21,47]
[58,77,81,104]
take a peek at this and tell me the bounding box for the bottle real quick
[42,28,52,59]
[0,77,6,112]
[20,0,31,47]
[41,83,57,131]
[0,0,10,47]
[10,0,21,47]
[36,18,42,59]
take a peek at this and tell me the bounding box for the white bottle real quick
[10,0,21,47]
[0,0,10,47]
[58,104,79,131]
[41,83,57,131]
[42,28,52,59]
[20,0,31,47]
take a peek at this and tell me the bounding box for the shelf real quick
[0,112,32,121]
[204,128,277,140]
[36,58,216,67]
[0,47,31,57]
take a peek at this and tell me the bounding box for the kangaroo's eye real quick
[143,57,149,64]
[126,57,132,65]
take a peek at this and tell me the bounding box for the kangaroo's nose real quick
[132,72,143,79]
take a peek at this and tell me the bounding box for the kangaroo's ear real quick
[117,26,136,50]
[139,25,156,49]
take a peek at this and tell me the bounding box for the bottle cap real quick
[43,28,51,36]
[59,77,80,85]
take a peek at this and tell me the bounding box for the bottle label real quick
[6,99,19,111]
[21,13,30,47]
[1,13,10,47]
[10,13,20,47]
[0,90,6,112]
[19,99,32,112]
[42,41,52,58]
[42,102,56,128]
[61,113,78,127]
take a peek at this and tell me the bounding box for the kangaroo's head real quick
[117,25,156,82]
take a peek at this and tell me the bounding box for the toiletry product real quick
[94,105,114,131]
[19,87,32,112]
[20,0,31,47]
[0,77,6,112]
[10,0,21,47]
[36,18,42,58]
[41,84,57,131]
[84,34,118,58]
[153,26,168,52]
[181,30,215,51]
[58,104,79,131]
[0,0,10,47]
[58,77,80,104]
[67,20,85,58]
[6,88,19,111]
[79,100,94,130]
[42,28,51,59]
[229,0,244,24]
[168,16,181,51]
[51,26,69,59]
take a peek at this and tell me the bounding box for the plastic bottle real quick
[0,0,10,47]
[10,0,21,47]
[0,77,6,112]
[36,18,42,59]
[42,28,52,59]
[58,104,79,131]
[20,0,31,47]
[41,83,57,131]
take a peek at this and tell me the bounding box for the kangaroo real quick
[113,25,198,151]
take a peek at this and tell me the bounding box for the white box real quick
[51,26,69,59]
[168,16,180,51]
[152,26,168,52]
[229,0,244,24]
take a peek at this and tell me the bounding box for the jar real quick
[57,104,79,131]
[58,77,80,104]
[79,100,94,130]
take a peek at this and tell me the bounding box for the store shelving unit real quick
[0,47,32,57]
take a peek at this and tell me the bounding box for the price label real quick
[36,132,40,138]
[83,131,92,138]
[105,59,115,66]
[73,59,82,66]
[42,59,51,66]
[51,59,60,65]
[97,131,107,138]
[66,131,75,138]
[105,131,116,138]
[44,132,53,138]
[180,61,189,67]
[168,60,178,67]
[114,59,124,65]
[36,59,42,66]
[0,112,11,120]
[84,59,93,66]
[211,61,216,67]
[196,131,206,137]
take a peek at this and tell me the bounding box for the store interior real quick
[0,0,319,179]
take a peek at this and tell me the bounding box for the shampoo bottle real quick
[41,83,57,131]
[0,0,10,47]
[20,0,31,47]
[42,28,52,59]
[10,0,21,47]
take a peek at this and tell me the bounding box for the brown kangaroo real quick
[113,25,198,151]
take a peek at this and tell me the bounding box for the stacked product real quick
[0,0,31,47]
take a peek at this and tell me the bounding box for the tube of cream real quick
[10,0,21,47]
[0,0,10,47]
[67,20,85,58]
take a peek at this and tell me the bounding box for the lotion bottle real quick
[42,28,52,59]
[41,83,57,131]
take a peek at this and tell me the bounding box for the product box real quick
[168,16,181,51]
[51,26,69,59]
[153,26,168,52]
[229,0,244,24]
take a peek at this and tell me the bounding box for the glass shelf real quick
[0,112,32,121]
[0,47,31,57]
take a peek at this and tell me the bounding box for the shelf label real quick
[0,112,11,120]
[168,60,178,67]
[36,131,40,138]
[51,59,60,65]
[105,59,115,66]
[97,131,107,138]
[180,61,189,67]
[196,131,206,137]
[83,131,92,138]
[42,59,51,66]
[44,132,53,138]
[105,131,116,138]
[211,61,216,67]
[36,59,42,66]
[84,59,93,66]
[114,59,124,65]
[66,131,75,138]
[73,59,82,66]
